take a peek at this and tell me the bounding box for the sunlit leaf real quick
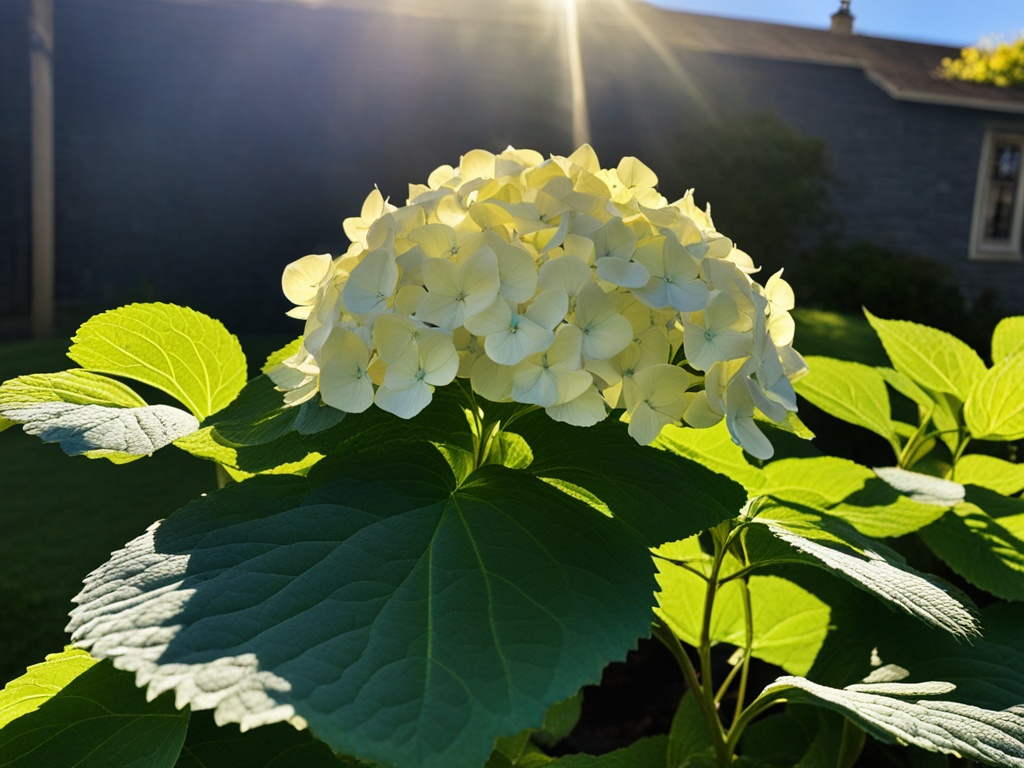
[745,502,979,638]
[0,659,188,768]
[760,675,1024,767]
[655,537,830,675]
[992,316,1024,363]
[68,303,247,421]
[864,310,986,401]
[965,351,1024,441]
[0,647,96,729]
[793,356,897,446]
[656,421,765,493]
[920,501,1024,601]
[0,402,199,457]
[955,454,1024,495]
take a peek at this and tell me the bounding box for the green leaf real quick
[760,675,1024,767]
[0,402,200,457]
[68,442,657,768]
[0,416,12,433]
[517,412,747,546]
[877,367,960,456]
[655,538,830,675]
[0,369,147,408]
[656,422,765,493]
[261,337,303,375]
[864,310,986,401]
[544,735,668,767]
[0,647,96,728]
[760,457,873,508]
[667,690,715,768]
[992,316,1024,362]
[175,710,356,768]
[68,303,247,421]
[745,502,979,638]
[0,659,189,768]
[965,351,1024,441]
[955,454,1024,495]
[793,357,897,446]
[919,501,1024,601]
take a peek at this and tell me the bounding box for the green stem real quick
[730,576,754,727]
[723,691,786,758]
[653,623,729,767]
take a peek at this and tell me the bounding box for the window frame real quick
[970,129,1024,262]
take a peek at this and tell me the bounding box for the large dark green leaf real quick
[0,659,188,768]
[515,411,746,546]
[68,442,656,768]
[175,711,357,767]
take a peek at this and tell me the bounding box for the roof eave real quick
[865,69,1024,115]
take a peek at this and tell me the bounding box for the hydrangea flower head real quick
[270,146,807,458]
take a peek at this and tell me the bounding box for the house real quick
[1,0,1022,339]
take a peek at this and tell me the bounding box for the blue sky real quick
[643,0,1024,47]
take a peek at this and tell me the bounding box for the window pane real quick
[984,143,1022,242]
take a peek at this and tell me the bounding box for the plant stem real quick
[653,622,729,766]
[723,691,786,758]
[730,575,754,727]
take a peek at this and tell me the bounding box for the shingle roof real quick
[632,2,1024,114]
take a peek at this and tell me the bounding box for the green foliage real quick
[0,656,188,768]
[0,647,96,728]
[941,35,1024,88]
[4,303,1024,768]
[68,302,247,421]
[67,442,660,768]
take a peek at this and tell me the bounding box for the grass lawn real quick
[0,313,878,686]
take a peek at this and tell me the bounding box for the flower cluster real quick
[270,146,806,458]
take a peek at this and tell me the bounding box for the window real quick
[970,130,1024,261]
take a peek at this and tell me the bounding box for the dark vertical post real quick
[29,0,54,338]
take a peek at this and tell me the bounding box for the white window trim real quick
[970,129,1024,262]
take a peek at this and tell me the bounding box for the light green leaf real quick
[876,367,960,456]
[793,356,897,446]
[865,310,987,401]
[0,659,189,768]
[0,647,96,728]
[0,416,12,433]
[955,454,1024,495]
[993,316,1024,362]
[655,538,830,675]
[517,411,746,546]
[656,421,765,493]
[827,486,948,539]
[261,336,303,375]
[920,501,1024,601]
[965,351,1024,441]
[746,502,979,638]
[0,369,147,408]
[757,457,945,538]
[174,710,356,768]
[760,457,873,507]
[68,443,656,768]
[0,401,200,457]
[68,303,246,421]
[761,675,1024,767]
